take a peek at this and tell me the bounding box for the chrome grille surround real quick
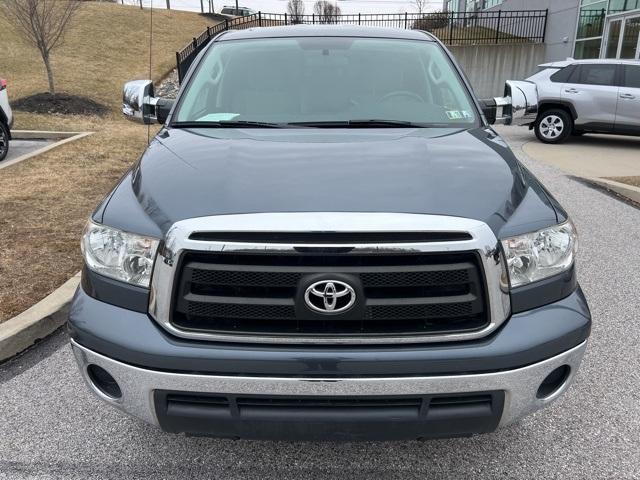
[149,212,511,345]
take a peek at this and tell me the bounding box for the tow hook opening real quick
[87,364,122,400]
[536,365,571,400]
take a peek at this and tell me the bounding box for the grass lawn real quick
[0,3,217,323]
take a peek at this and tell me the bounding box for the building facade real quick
[443,0,640,62]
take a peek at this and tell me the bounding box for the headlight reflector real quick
[81,221,159,288]
[501,221,577,288]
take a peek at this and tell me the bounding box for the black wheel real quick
[534,109,573,144]
[0,122,8,161]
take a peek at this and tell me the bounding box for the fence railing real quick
[176,9,548,83]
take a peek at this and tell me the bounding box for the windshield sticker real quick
[461,110,473,119]
[197,113,240,122]
[446,110,463,120]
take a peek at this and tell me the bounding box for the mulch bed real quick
[12,93,110,117]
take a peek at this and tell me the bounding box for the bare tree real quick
[287,0,305,23]
[313,0,340,24]
[1,0,82,95]
[413,0,428,15]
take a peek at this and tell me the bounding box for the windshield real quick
[174,37,478,127]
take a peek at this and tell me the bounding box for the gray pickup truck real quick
[69,26,591,441]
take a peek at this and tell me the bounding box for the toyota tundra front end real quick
[69,26,590,441]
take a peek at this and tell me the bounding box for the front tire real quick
[0,123,8,161]
[535,109,572,144]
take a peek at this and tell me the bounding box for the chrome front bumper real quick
[71,339,587,432]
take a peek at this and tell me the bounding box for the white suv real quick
[526,59,640,144]
[0,77,12,161]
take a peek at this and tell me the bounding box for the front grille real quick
[154,390,505,440]
[161,392,497,411]
[171,250,488,339]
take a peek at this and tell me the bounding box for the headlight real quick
[81,221,159,288]
[501,221,577,288]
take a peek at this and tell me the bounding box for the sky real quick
[127,0,444,15]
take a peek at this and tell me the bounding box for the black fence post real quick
[259,11,262,26]
[284,13,288,25]
[358,12,361,25]
[449,10,454,44]
[176,51,182,83]
[312,13,315,24]
[225,18,229,30]
[404,12,408,29]
[542,8,549,42]
[495,10,501,43]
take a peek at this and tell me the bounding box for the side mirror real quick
[481,80,539,126]
[123,80,175,125]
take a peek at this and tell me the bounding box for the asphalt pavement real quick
[0,127,639,479]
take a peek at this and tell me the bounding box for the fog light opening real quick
[87,364,122,400]
[536,365,571,400]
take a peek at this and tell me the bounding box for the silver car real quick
[0,76,12,161]
[526,59,640,144]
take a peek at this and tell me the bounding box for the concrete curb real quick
[11,130,88,141]
[0,273,80,362]
[1,131,93,171]
[587,177,640,205]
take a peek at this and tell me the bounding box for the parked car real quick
[70,26,590,441]
[220,5,256,16]
[526,59,640,143]
[0,77,12,161]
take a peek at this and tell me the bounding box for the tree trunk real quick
[42,50,56,95]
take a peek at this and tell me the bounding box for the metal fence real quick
[176,9,548,83]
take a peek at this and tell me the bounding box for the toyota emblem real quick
[304,280,356,314]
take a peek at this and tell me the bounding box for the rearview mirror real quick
[123,80,174,125]
[481,80,539,126]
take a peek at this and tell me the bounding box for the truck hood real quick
[98,127,560,239]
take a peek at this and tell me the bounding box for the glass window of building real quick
[609,0,640,13]
[574,38,603,58]
[605,19,623,57]
[484,0,503,8]
[619,17,640,58]
[577,1,608,39]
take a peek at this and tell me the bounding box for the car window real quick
[568,64,617,86]
[623,65,640,88]
[174,37,478,127]
[550,65,575,83]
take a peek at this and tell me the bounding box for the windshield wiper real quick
[288,119,423,128]
[171,120,289,129]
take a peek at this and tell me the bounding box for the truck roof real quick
[217,25,437,42]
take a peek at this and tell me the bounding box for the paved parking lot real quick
[0,128,639,480]
[522,131,640,178]
[0,140,53,171]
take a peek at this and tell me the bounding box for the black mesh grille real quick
[171,250,488,339]
[187,301,295,319]
[365,302,474,320]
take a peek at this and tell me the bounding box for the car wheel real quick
[0,122,9,161]
[535,110,572,144]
